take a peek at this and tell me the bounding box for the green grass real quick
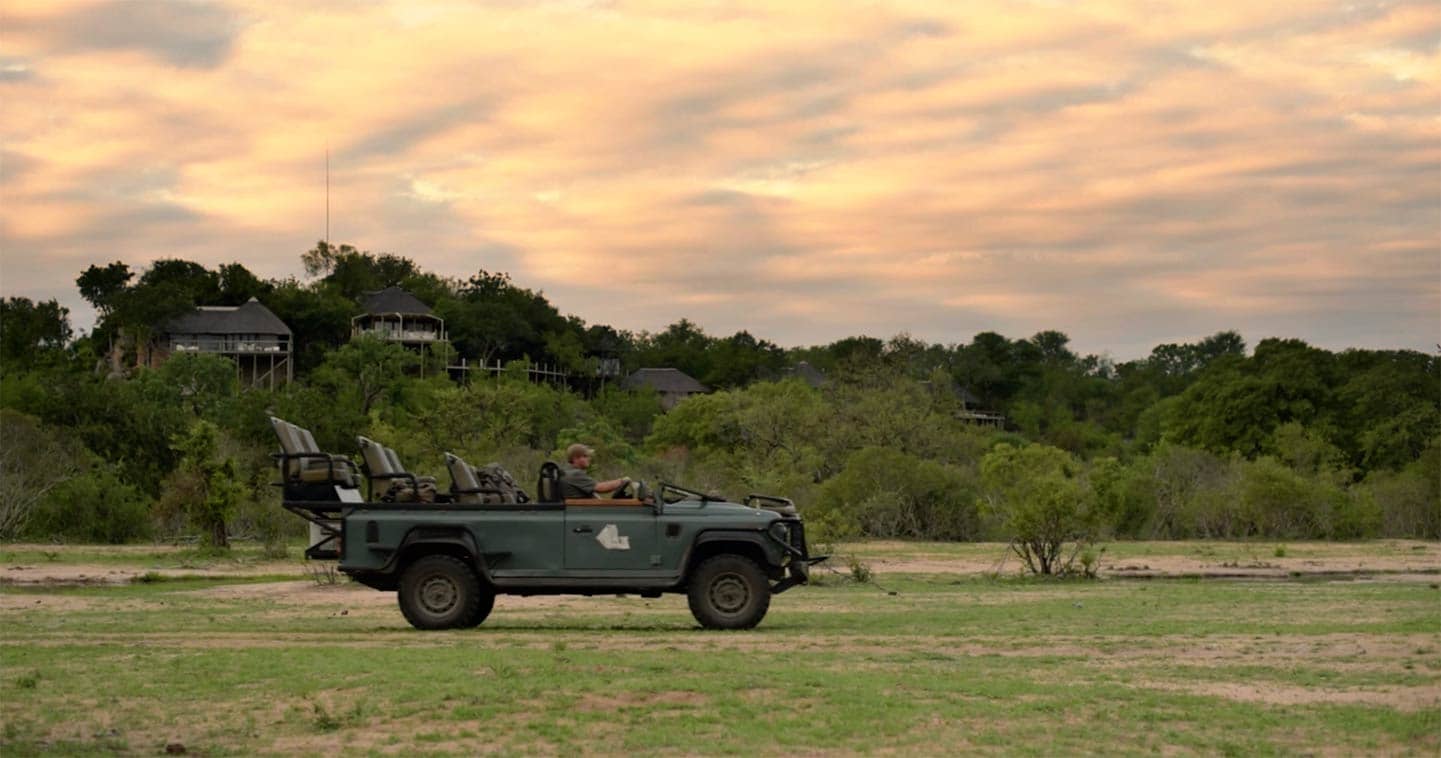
[1,545,1438,755]
[835,537,1437,565]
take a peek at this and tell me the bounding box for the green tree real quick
[263,279,356,373]
[302,241,423,299]
[635,319,714,380]
[1163,357,1277,457]
[163,420,244,548]
[156,353,240,418]
[1270,422,1350,482]
[75,261,133,318]
[704,331,785,388]
[1335,351,1440,472]
[818,366,991,473]
[441,268,575,366]
[0,297,72,366]
[1128,443,1239,538]
[312,336,420,417]
[646,378,830,497]
[216,262,273,304]
[9,367,189,496]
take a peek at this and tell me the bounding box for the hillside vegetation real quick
[2,243,1436,551]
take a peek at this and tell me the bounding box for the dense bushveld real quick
[1,244,1436,550]
[1,542,1437,755]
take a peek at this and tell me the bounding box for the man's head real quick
[566,443,594,467]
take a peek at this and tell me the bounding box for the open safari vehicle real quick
[270,417,826,630]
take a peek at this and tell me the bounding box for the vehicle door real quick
[563,502,659,572]
[478,506,567,577]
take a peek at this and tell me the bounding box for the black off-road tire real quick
[460,588,497,628]
[687,554,771,630]
[397,555,482,630]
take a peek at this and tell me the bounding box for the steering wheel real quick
[612,479,648,500]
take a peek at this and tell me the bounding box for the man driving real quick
[558,443,631,499]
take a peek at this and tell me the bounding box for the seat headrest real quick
[537,461,561,503]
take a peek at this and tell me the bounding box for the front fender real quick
[686,529,787,575]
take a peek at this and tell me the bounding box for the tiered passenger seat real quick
[357,436,438,503]
[444,454,530,504]
[269,416,360,496]
[268,416,358,559]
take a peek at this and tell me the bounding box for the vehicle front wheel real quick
[687,554,771,630]
[397,555,482,630]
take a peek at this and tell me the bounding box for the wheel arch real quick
[387,525,492,584]
[685,531,782,582]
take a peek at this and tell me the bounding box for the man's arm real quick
[594,476,631,494]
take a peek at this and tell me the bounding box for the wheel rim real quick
[708,572,750,615]
[418,574,459,616]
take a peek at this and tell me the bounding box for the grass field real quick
[1,542,1438,756]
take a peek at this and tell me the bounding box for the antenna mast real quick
[325,149,330,244]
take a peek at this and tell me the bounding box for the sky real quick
[1,0,1437,360]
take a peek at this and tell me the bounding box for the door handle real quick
[572,526,593,534]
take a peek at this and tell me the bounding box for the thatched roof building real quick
[623,368,709,410]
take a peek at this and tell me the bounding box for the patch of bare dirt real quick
[183,580,381,602]
[0,561,300,585]
[859,540,1441,579]
[1131,678,1441,712]
[0,593,163,612]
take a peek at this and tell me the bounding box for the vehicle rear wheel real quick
[398,555,482,630]
[687,554,770,630]
[460,587,496,628]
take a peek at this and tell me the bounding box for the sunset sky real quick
[2,0,1437,359]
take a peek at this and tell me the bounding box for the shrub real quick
[26,466,152,543]
[815,447,980,540]
[980,443,1105,575]
[1134,444,1238,538]
[1360,441,1440,539]
[1238,457,1377,539]
[591,386,664,443]
[0,410,83,539]
[1088,457,1145,537]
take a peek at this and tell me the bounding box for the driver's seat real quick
[537,462,561,503]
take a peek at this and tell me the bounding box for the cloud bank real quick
[2,0,1437,358]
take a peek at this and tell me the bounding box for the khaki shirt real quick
[559,464,596,499]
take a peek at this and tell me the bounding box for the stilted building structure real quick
[160,297,293,389]
[352,286,448,372]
